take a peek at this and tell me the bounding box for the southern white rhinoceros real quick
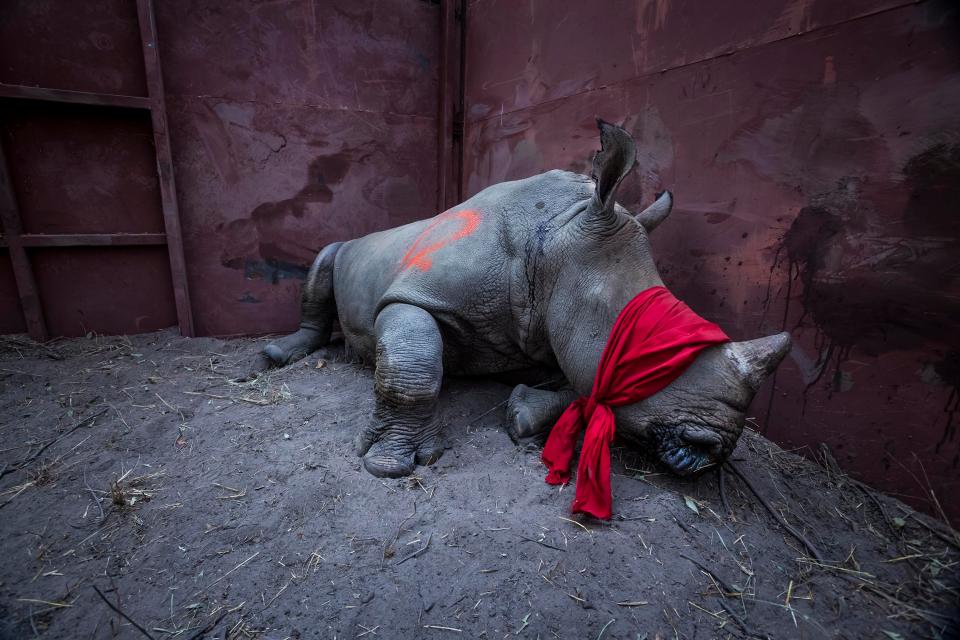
[257,121,791,490]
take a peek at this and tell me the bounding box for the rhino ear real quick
[584,119,637,229]
[636,191,673,233]
[725,332,792,391]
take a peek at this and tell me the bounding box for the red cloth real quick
[541,286,729,519]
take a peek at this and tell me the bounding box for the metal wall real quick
[1,0,444,338]
[463,0,960,520]
[0,0,172,337]
[155,0,443,336]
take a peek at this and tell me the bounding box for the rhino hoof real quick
[414,436,444,466]
[506,385,548,444]
[261,328,323,368]
[262,343,290,365]
[363,450,416,478]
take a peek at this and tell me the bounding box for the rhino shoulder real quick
[468,169,593,219]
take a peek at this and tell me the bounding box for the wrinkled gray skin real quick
[259,121,791,483]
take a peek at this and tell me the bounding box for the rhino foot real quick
[261,327,326,368]
[506,384,578,445]
[357,302,445,478]
[356,421,444,478]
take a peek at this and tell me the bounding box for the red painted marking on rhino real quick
[400,209,481,272]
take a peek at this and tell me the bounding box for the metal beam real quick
[136,0,195,337]
[2,233,168,248]
[0,83,151,110]
[0,141,47,340]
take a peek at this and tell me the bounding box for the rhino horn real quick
[726,332,792,391]
[584,119,637,229]
[636,191,673,232]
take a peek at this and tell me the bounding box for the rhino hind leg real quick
[259,242,343,370]
[355,303,444,478]
[506,384,578,445]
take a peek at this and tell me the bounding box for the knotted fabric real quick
[541,286,729,519]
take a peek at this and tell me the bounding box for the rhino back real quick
[333,169,594,372]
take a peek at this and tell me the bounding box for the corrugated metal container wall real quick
[462,0,960,522]
[0,0,443,337]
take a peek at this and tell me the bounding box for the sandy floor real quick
[0,330,957,639]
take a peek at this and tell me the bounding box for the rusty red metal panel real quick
[156,0,439,117]
[0,101,164,235]
[31,246,177,337]
[165,101,439,337]
[154,0,441,336]
[0,252,26,334]
[466,0,910,121]
[0,0,146,97]
[463,1,960,521]
[0,0,442,339]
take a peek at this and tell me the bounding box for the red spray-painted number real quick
[400,209,481,272]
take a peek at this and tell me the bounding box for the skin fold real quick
[259,120,791,480]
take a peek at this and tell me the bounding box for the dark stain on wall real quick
[903,143,960,240]
[780,204,848,393]
[220,151,357,281]
[774,144,960,398]
[905,144,960,465]
[932,351,960,463]
[225,258,310,285]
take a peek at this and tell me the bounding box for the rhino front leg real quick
[355,303,444,478]
[258,242,343,371]
[506,384,578,444]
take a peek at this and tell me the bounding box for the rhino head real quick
[541,120,790,475]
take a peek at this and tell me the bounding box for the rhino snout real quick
[659,425,727,476]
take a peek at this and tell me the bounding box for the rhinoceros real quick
[257,121,791,482]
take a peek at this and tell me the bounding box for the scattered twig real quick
[382,499,418,568]
[518,535,565,552]
[92,585,155,640]
[679,558,766,638]
[597,618,617,640]
[718,467,731,517]
[422,624,462,632]
[558,516,590,533]
[0,367,44,378]
[16,598,71,608]
[197,551,260,595]
[679,554,739,596]
[0,409,107,481]
[465,399,511,427]
[840,573,953,627]
[725,461,824,562]
[465,377,565,427]
[717,599,763,639]
[84,471,105,520]
[904,511,960,549]
[397,532,432,565]
[184,610,229,640]
[597,618,615,639]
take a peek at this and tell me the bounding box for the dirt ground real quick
[0,330,957,640]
